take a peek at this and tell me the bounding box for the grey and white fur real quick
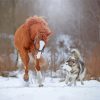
[61,49,86,86]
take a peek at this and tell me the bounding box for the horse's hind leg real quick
[19,48,29,81]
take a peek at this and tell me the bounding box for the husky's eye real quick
[72,61,75,63]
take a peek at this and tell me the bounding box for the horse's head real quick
[25,16,52,53]
[26,16,52,41]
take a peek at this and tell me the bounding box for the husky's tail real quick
[71,49,83,61]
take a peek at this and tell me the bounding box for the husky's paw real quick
[38,84,44,87]
[68,84,72,86]
[81,81,84,85]
[65,80,68,84]
[59,79,65,82]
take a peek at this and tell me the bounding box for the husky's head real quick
[61,62,72,72]
[66,56,77,67]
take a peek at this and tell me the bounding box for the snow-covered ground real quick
[0,72,100,100]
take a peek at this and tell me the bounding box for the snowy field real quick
[0,72,100,100]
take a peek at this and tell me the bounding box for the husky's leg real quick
[65,73,70,84]
[74,80,77,86]
[68,75,77,86]
[68,78,75,86]
[79,67,86,85]
[79,75,84,85]
[80,79,84,85]
[65,76,69,84]
[65,71,71,84]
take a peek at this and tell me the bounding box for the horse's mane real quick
[25,16,48,27]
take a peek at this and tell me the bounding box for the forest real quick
[0,0,100,80]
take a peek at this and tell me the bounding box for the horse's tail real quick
[15,49,19,67]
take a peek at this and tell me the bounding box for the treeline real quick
[0,0,100,80]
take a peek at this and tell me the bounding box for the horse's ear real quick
[25,16,38,25]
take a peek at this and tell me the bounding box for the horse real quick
[14,16,52,86]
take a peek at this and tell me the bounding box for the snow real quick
[0,72,100,100]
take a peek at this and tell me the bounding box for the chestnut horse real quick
[14,16,52,86]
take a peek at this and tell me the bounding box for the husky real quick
[60,49,86,86]
[65,57,80,86]
[70,49,86,85]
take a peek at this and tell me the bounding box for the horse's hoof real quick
[38,84,44,87]
[24,81,30,87]
[24,74,29,82]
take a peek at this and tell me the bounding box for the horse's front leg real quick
[35,58,43,87]
[35,40,45,87]
[19,49,29,82]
